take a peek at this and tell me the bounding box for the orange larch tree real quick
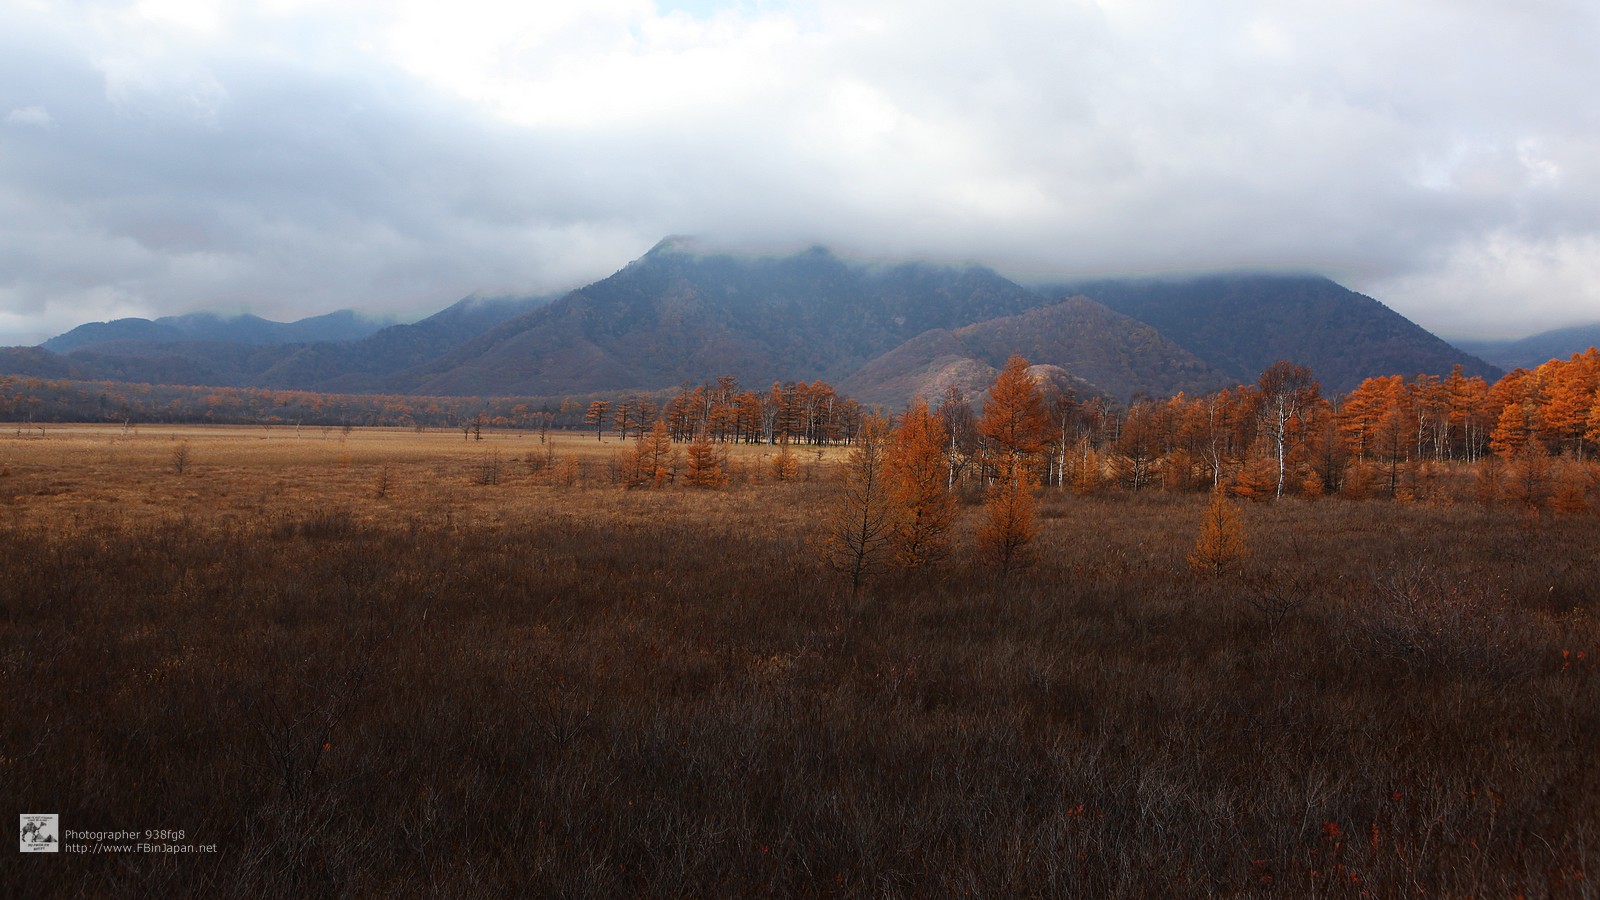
[1490,393,1543,459]
[1586,393,1600,451]
[1485,368,1539,457]
[976,463,1039,578]
[1374,397,1414,498]
[886,398,955,569]
[685,432,728,487]
[770,438,801,481]
[1538,349,1600,457]
[1188,489,1247,575]
[665,386,706,441]
[977,357,1049,576]
[706,375,740,442]
[1113,399,1163,490]
[633,419,677,486]
[734,390,765,444]
[980,355,1051,479]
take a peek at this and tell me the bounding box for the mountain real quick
[25,294,552,392]
[404,239,1060,397]
[840,297,1229,407]
[6,243,1502,404]
[1042,274,1502,394]
[1454,323,1600,371]
[43,309,392,354]
[62,343,302,387]
[254,293,555,392]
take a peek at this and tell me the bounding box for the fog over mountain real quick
[3,2,1599,344]
[1456,323,1600,372]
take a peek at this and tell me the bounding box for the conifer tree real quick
[886,398,954,569]
[633,419,676,486]
[685,432,727,487]
[1188,490,1247,575]
[980,356,1050,472]
[976,464,1038,578]
[819,414,893,598]
[771,438,800,481]
[976,358,1048,577]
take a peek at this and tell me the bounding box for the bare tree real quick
[818,413,893,600]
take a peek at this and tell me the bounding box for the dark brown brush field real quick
[3,425,1598,897]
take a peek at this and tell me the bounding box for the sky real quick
[2,0,1599,345]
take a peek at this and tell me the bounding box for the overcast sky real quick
[2,0,1598,345]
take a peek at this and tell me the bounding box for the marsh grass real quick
[2,426,1596,897]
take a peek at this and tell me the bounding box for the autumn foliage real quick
[7,342,1600,517]
[976,357,1049,576]
[632,419,678,486]
[979,355,1051,464]
[770,440,800,481]
[885,399,955,569]
[684,432,727,487]
[976,464,1039,578]
[1188,490,1247,575]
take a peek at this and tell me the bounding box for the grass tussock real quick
[2,426,1597,897]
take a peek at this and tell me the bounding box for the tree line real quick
[912,350,1600,504]
[809,349,1600,597]
[8,348,1600,505]
[580,378,863,446]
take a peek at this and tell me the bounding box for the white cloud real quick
[4,105,54,127]
[133,0,226,37]
[2,0,1600,343]
[1365,230,1600,340]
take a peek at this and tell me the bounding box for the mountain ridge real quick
[43,309,394,354]
[6,242,1502,403]
[1454,323,1600,371]
[1041,274,1500,394]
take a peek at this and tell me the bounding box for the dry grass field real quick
[3,425,1598,897]
[0,424,845,530]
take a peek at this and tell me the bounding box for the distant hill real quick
[256,293,555,392]
[841,297,1228,407]
[24,294,552,392]
[0,346,79,380]
[1454,324,1600,371]
[1043,274,1502,394]
[43,309,392,354]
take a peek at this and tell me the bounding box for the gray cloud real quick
[2,0,1598,345]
